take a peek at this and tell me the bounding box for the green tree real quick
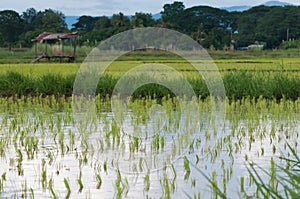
[94,16,111,29]
[0,10,23,50]
[256,6,300,48]
[20,8,38,47]
[178,6,231,34]
[285,6,300,40]
[131,12,155,28]
[110,12,131,33]
[236,6,272,47]
[161,1,185,28]
[174,6,233,49]
[22,8,37,31]
[92,16,113,41]
[33,9,67,32]
[202,27,230,50]
[72,15,99,31]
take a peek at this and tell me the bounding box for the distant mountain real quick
[152,13,162,20]
[65,16,78,29]
[263,0,293,6]
[221,6,251,12]
[222,1,294,12]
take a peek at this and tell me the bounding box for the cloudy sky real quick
[1,0,300,16]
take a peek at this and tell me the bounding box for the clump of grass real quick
[36,73,74,96]
[0,71,34,96]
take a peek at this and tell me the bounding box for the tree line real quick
[0,1,300,50]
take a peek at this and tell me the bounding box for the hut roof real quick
[32,32,78,42]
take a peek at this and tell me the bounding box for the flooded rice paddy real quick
[0,96,299,198]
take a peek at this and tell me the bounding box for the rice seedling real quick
[49,178,57,199]
[0,139,6,158]
[144,173,150,192]
[16,149,24,176]
[64,178,71,199]
[114,169,128,199]
[21,180,27,198]
[0,173,6,192]
[96,174,102,189]
[29,188,35,199]
[161,173,171,199]
[240,176,245,193]
[41,165,47,189]
[77,171,84,193]
[184,156,191,180]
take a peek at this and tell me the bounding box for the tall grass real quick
[223,71,300,100]
[0,70,300,100]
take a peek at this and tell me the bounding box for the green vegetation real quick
[1,2,300,50]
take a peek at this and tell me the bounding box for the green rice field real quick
[1,57,300,77]
[0,56,299,198]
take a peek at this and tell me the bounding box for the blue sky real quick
[1,0,299,16]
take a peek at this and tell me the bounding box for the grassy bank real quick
[1,47,300,64]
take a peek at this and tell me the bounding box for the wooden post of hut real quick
[73,36,77,62]
[34,42,37,58]
[60,39,64,63]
